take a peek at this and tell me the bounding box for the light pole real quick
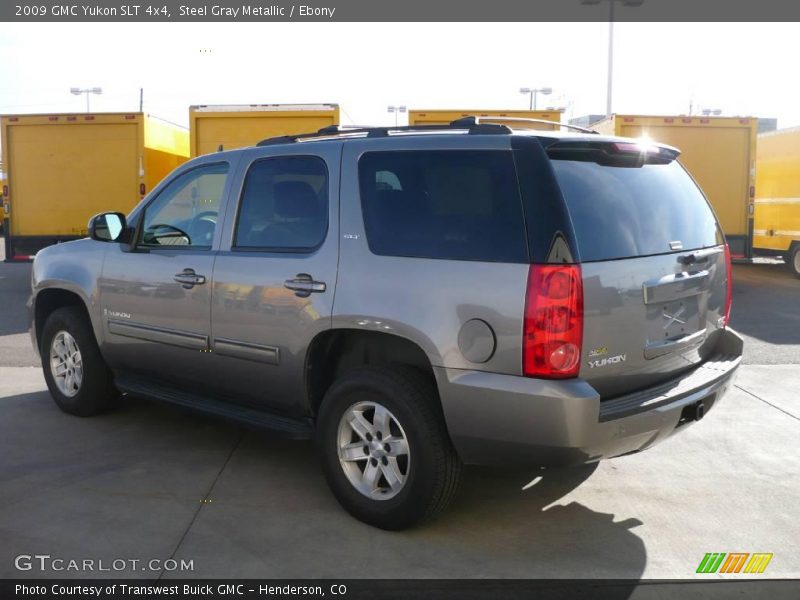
[387,105,407,126]
[70,87,102,112]
[519,87,552,110]
[581,0,644,115]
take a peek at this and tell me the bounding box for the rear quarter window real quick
[358,150,528,263]
[551,160,722,262]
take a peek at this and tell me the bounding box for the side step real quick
[115,374,314,439]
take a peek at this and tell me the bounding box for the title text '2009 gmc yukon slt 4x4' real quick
[30,118,742,529]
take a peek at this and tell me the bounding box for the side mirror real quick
[89,212,127,242]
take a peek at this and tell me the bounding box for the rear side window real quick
[359,150,528,262]
[234,156,328,251]
[550,160,721,262]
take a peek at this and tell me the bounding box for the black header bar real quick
[4,0,800,22]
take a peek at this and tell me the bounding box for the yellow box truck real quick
[593,114,759,258]
[754,126,800,276]
[0,112,189,260]
[408,109,562,130]
[189,104,340,157]
[0,160,7,228]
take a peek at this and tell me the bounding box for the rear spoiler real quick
[545,139,681,166]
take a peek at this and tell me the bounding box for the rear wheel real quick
[789,245,800,278]
[316,366,463,530]
[40,306,116,416]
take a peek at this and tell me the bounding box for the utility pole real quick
[581,0,644,116]
[606,0,615,116]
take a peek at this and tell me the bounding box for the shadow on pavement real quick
[730,262,800,346]
[425,463,646,583]
[1,390,646,585]
[0,261,34,337]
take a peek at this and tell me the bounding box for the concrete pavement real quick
[0,365,797,579]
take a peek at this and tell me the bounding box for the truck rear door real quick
[546,140,730,399]
[8,120,139,239]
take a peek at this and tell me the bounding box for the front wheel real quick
[316,366,463,530]
[40,306,116,416]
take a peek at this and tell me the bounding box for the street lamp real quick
[519,87,552,110]
[70,87,102,112]
[581,0,644,115]
[387,105,407,126]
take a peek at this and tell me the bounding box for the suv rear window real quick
[550,159,722,262]
[359,150,528,262]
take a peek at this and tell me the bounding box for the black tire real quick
[316,365,463,530]
[40,306,116,416]
[789,245,800,279]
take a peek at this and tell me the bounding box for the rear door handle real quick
[678,248,722,265]
[284,273,326,297]
[174,268,207,288]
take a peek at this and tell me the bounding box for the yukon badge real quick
[588,354,627,369]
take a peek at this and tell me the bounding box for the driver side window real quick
[140,162,229,249]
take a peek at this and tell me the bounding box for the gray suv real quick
[30,118,743,530]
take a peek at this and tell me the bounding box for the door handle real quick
[174,268,207,289]
[284,273,326,298]
[677,248,722,265]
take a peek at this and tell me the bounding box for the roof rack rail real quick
[256,120,512,146]
[451,115,599,134]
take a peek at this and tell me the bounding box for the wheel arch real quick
[33,287,98,354]
[304,328,440,417]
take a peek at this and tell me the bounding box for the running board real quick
[115,374,314,439]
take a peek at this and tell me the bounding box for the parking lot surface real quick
[0,259,798,579]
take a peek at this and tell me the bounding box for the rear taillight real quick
[722,243,733,327]
[523,264,584,379]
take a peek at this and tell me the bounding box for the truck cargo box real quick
[592,114,758,258]
[0,112,189,259]
[408,109,562,130]
[189,104,340,157]
[754,126,800,273]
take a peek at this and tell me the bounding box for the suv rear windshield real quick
[550,159,722,262]
[359,150,528,263]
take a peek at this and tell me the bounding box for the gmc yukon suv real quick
[30,118,743,530]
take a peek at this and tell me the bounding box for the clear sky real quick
[1,22,799,129]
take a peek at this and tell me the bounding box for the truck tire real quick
[789,245,800,278]
[316,365,463,530]
[40,306,116,417]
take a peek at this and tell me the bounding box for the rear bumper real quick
[436,328,743,467]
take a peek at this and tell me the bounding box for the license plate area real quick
[644,296,705,359]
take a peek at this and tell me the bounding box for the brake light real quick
[722,244,733,328]
[612,142,659,154]
[523,265,584,379]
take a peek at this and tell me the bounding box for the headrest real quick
[274,181,321,219]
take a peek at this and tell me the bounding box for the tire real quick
[789,245,800,278]
[316,365,463,530]
[40,306,116,416]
